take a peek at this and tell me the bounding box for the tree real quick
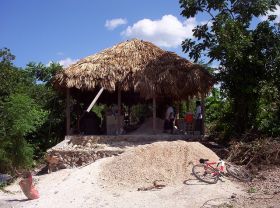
[0,49,48,172]
[25,62,66,157]
[2,94,47,171]
[253,20,280,135]
[179,0,280,135]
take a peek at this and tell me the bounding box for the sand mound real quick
[100,141,219,189]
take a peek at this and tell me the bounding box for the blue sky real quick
[1,0,279,68]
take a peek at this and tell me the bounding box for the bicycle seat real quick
[199,158,209,164]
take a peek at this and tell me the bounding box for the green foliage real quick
[91,104,106,119]
[24,62,66,158]
[0,93,47,172]
[205,88,225,124]
[0,49,34,100]
[4,94,47,136]
[0,143,12,172]
[205,88,234,138]
[256,83,280,135]
[180,0,280,136]
[0,94,47,172]
[130,104,151,124]
[0,49,51,173]
[26,62,62,85]
[0,48,15,65]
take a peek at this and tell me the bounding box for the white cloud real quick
[105,18,127,30]
[56,51,64,56]
[260,5,280,22]
[47,57,78,68]
[58,58,78,67]
[199,20,213,27]
[121,15,196,48]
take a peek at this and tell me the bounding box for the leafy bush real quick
[256,83,280,136]
[4,94,47,136]
[205,88,235,140]
[0,93,47,172]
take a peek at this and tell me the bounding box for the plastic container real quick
[184,113,194,123]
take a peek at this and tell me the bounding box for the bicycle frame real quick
[203,159,225,176]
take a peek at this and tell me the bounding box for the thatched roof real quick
[54,39,215,100]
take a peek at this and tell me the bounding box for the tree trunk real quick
[233,95,248,135]
[233,92,258,135]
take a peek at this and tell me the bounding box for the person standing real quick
[195,101,202,134]
[164,104,175,133]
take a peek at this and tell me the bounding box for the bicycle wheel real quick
[192,164,219,184]
[225,163,251,182]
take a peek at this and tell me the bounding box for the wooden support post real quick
[117,86,121,134]
[153,95,156,134]
[66,88,71,135]
[201,94,205,136]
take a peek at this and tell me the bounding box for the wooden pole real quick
[66,88,71,135]
[201,94,205,136]
[86,87,104,112]
[117,86,121,134]
[153,94,156,134]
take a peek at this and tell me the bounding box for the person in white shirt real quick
[195,101,203,134]
[164,104,175,133]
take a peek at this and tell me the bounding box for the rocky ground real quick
[230,166,280,208]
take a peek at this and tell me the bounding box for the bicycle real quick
[192,158,251,184]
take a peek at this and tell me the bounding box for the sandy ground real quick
[0,157,244,208]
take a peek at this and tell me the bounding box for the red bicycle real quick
[192,158,251,184]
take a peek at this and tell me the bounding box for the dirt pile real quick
[100,141,219,189]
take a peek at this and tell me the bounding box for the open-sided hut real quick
[53,39,215,135]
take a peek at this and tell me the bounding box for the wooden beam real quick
[153,95,156,134]
[117,86,121,134]
[66,88,71,135]
[201,94,205,136]
[86,87,104,112]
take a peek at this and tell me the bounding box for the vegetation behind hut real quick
[180,0,280,138]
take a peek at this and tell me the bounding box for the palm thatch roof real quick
[54,39,215,100]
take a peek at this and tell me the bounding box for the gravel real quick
[100,140,219,189]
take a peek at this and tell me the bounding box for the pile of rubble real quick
[45,138,124,172]
[45,132,198,172]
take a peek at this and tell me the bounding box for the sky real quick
[1,0,279,68]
